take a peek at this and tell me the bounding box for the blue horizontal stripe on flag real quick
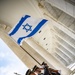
[9,15,30,36]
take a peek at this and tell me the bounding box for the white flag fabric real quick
[8,15,48,45]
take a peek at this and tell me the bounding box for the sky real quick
[0,38,28,75]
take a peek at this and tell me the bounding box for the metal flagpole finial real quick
[14,72,21,75]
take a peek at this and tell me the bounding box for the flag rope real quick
[20,46,41,65]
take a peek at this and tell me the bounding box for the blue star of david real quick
[22,23,32,32]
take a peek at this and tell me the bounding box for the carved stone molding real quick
[0,23,11,32]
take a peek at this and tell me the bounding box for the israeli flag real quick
[9,15,48,45]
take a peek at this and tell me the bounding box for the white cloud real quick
[0,51,10,61]
[0,62,28,75]
[0,52,5,58]
[0,38,28,75]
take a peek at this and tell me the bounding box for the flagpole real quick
[8,15,48,66]
[20,46,41,66]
